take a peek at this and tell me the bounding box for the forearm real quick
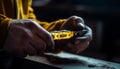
[28,0,66,32]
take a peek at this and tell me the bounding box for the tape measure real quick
[50,30,87,40]
[50,30,75,40]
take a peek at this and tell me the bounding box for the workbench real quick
[24,52,120,69]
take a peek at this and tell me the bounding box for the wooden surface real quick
[25,52,120,69]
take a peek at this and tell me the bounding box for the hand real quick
[4,19,54,57]
[55,16,92,53]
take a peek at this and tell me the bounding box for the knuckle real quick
[71,15,77,18]
[22,19,35,26]
[70,16,84,22]
[45,32,52,40]
[37,41,46,52]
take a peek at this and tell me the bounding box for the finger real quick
[17,35,36,56]
[29,26,54,51]
[25,44,37,56]
[76,26,92,41]
[65,16,85,30]
[35,32,54,51]
[24,20,54,51]
[68,16,84,24]
[70,16,85,30]
[74,40,90,53]
[65,42,81,53]
[35,25,54,51]
[29,36,46,54]
[66,40,89,53]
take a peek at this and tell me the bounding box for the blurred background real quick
[32,0,120,63]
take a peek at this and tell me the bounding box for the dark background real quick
[32,0,120,63]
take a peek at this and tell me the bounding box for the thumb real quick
[60,16,85,31]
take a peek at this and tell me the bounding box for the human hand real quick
[55,16,92,53]
[4,19,54,57]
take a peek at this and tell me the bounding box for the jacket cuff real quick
[47,19,66,31]
[0,15,11,49]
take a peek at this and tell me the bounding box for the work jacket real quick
[0,0,66,48]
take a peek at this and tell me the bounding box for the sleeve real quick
[28,0,66,31]
[0,14,12,48]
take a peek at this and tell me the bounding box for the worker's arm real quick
[27,0,67,31]
[0,14,12,49]
[27,1,92,53]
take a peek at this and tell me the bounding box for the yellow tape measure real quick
[50,30,75,40]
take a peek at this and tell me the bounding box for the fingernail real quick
[78,23,85,28]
